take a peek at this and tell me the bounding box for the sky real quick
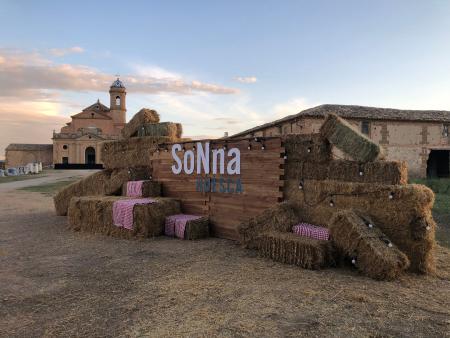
[1,0,450,159]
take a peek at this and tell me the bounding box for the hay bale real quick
[254,231,336,269]
[122,180,162,197]
[101,136,172,169]
[137,122,183,139]
[284,159,408,185]
[53,167,151,216]
[237,201,299,248]
[284,178,436,273]
[330,210,410,280]
[121,108,160,139]
[68,196,181,239]
[283,134,332,163]
[183,216,209,240]
[320,114,384,162]
[327,160,407,185]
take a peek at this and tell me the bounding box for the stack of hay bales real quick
[279,113,437,275]
[330,210,410,280]
[54,167,151,216]
[68,196,180,239]
[56,108,189,239]
[237,202,336,269]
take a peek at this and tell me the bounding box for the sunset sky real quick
[1,0,450,159]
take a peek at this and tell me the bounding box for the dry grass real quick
[1,190,449,337]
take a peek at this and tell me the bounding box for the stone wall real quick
[6,147,53,168]
[237,117,450,178]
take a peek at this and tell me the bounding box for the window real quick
[361,121,370,135]
[116,96,121,106]
[443,125,449,137]
[62,157,69,164]
[62,145,68,150]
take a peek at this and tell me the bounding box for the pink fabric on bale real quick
[292,223,329,241]
[165,214,203,239]
[113,198,155,230]
[126,181,145,197]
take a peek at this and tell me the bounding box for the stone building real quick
[52,78,127,168]
[231,104,450,178]
[5,144,53,169]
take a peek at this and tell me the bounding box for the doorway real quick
[427,150,450,178]
[85,147,96,165]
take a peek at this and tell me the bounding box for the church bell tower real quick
[109,78,127,128]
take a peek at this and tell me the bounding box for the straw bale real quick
[320,114,384,162]
[121,108,160,139]
[284,178,436,273]
[254,231,336,269]
[53,167,151,216]
[122,180,161,197]
[68,196,181,239]
[137,122,182,139]
[283,134,332,163]
[237,201,299,248]
[284,159,407,185]
[184,217,209,240]
[330,210,410,280]
[101,136,172,169]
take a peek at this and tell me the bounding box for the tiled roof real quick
[6,144,53,151]
[231,104,450,137]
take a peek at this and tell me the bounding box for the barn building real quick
[230,104,450,178]
[5,144,53,169]
[52,78,127,169]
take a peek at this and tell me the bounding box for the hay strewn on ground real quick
[121,108,160,139]
[184,217,210,240]
[237,201,299,248]
[254,231,336,269]
[101,136,172,169]
[320,114,384,162]
[122,180,161,197]
[137,122,183,139]
[53,167,151,216]
[330,210,410,280]
[284,159,408,185]
[68,196,181,239]
[284,178,436,273]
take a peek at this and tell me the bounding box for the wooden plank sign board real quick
[151,137,284,240]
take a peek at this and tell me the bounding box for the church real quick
[52,78,127,169]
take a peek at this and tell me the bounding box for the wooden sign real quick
[151,137,284,240]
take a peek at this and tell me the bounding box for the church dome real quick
[111,78,125,88]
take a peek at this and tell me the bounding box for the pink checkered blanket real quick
[112,198,156,230]
[126,181,145,197]
[292,223,329,241]
[165,214,203,239]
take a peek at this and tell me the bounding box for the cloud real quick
[0,48,239,101]
[234,76,257,84]
[0,103,68,159]
[272,97,317,120]
[49,46,85,57]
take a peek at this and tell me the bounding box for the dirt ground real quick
[1,172,450,337]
